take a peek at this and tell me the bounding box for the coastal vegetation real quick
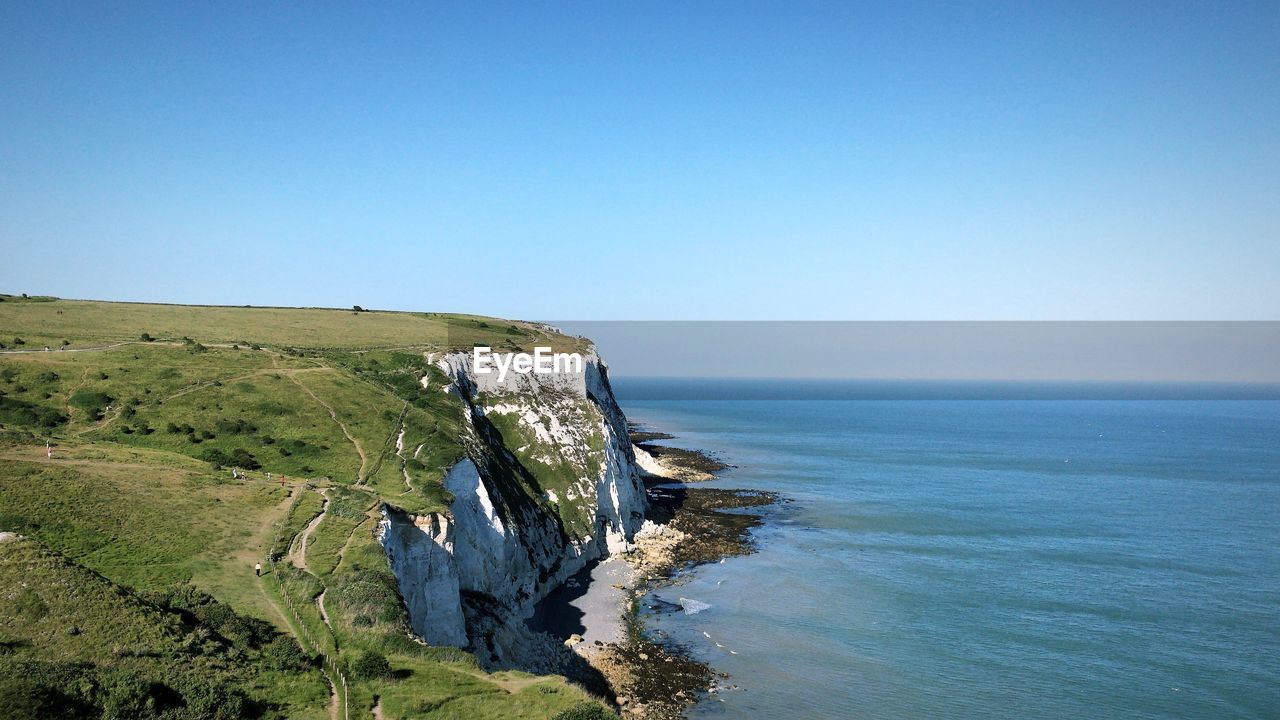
[0,296,609,719]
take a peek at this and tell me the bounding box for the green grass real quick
[0,296,585,352]
[0,296,611,718]
[307,512,368,578]
[480,394,606,537]
[368,657,598,720]
[0,444,284,592]
[0,536,177,661]
[0,535,329,719]
[272,488,326,560]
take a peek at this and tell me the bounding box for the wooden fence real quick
[268,493,351,720]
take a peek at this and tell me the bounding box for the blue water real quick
[619,396,1280,719]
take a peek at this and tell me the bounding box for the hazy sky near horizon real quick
[553,321,1280,381]
[2,2,1277,320]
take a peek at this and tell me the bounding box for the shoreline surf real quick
[526,420,781,718]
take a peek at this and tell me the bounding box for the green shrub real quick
[100,670,158,720]
[218,614,274,648]
[229,448,261,470]
[201,449,232,468]
[0,397,68,428]
[348,651,393,681]
[0,674,93,720]
[215,418,257,434]
[262,636,309,672]
[174,673,248,719]
[148,584,272,647]
[551,702,615,720]
[69,390,113,418]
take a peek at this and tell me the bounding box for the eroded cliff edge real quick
[378,348,648,669]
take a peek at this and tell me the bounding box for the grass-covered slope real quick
[0,295,611,720]
[0,294,586,352]
[0,533,330,720]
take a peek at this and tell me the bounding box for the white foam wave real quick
[681,597,712,614]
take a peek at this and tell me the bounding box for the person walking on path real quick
[45,441,51,459]
[254,562,262,577]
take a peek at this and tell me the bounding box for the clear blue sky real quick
[2,1,1277,319]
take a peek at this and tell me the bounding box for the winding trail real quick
[289,373,368,483]
[248,484,342,719]
[331,516,370,576]
[255,578,340,720]
[290,491,328,573]
[317,590,332,628]
[164,366,326,402]
[0,341,137,355]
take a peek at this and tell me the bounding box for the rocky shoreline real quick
[576,424,779,719]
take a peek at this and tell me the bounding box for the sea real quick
[612,379,1280,720]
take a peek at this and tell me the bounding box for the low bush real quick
[0,397,68,428]
[68,390,113,418]
[201,449,232,468]
[262,636,309,672]
[551,702,614,720]
[348,651,392,681]
[229,448,261,470]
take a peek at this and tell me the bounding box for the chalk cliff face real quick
[377,348,647,662]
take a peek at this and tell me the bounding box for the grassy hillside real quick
[0,295,610,720]
[0,294,587,353]
[0,533,331,720]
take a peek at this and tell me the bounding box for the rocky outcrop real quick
[378,347,648,666]
[378,507,467,646]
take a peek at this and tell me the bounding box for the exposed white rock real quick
[633,444,667,477]
[381,348,649,664]
[377,508,468,647]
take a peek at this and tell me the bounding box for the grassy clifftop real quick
[0,295,610,720]
[0,294,586,352]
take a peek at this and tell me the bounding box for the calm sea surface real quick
[615,385,1280,719]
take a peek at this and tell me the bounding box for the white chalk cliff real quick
[378,348,648,662]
